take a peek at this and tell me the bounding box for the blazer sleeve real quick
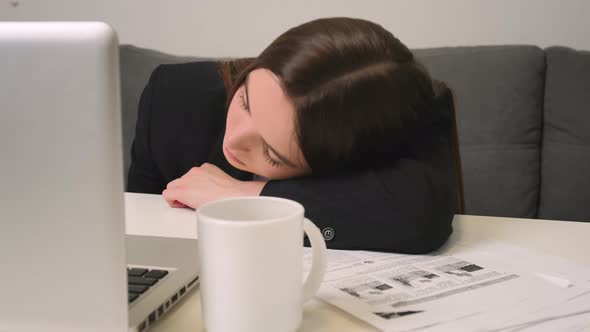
[126,61,233,193]
[127,66,166,194]
[261,112,457,254]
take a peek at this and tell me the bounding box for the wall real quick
[1,0,588,57]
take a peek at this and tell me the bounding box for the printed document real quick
[304,242,590,331]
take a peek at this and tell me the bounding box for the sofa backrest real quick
[118,44,589,222]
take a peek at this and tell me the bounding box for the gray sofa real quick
[119,45,590,222]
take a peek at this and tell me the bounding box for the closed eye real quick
[263,144,281,168]
[239,90,250,113]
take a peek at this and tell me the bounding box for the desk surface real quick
[124,193,590,331]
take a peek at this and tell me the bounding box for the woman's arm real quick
[261,127,457,254]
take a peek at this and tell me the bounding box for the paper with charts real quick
[303,242,590,331]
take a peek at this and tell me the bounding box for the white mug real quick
[196,196,327,332]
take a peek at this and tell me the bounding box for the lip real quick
[225,148,246,166]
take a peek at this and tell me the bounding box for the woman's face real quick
[222,68,311,179]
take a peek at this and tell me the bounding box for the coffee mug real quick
[196,196,327,332]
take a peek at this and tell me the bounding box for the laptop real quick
[0,22,199,331]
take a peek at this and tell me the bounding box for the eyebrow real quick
[244,73,299,169]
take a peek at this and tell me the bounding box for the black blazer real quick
[127,61,457,253]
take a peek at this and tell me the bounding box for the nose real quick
[228,115,257,152]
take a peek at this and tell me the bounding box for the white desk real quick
[124,193,590,331]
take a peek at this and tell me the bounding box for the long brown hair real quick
[218,17,464,213]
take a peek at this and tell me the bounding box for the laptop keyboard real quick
[127,268,169,303]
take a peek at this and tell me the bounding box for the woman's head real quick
[221,17,436,179]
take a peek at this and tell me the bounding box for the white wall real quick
[1,0,588,57]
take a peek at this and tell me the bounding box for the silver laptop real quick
[0,22,198,332]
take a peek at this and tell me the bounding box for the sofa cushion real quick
[539,47,590,222]
[119,45,203,185]
[414,46,545,218]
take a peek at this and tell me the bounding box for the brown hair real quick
[218,17,464,213]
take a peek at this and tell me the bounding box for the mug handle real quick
[301,218,327,304]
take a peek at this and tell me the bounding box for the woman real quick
[127,17,464,253]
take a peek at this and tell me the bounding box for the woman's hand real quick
[162,163,267,209]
